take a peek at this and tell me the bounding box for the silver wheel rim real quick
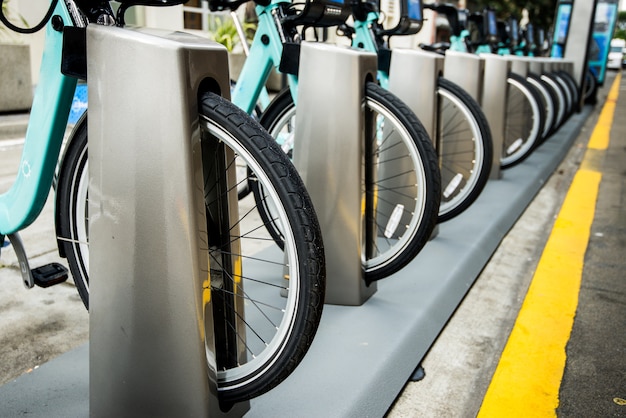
[502,77,541,166]
[437,87,485,217]
[266,98,428,274]
[200,117,302,391]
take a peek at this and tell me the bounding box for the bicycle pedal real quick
[32,263,69,288]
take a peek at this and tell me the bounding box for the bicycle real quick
[338,0,493,222]
[229,0,487,223]
[0,0,326,405]
[422,4,546,168]
[493,17,560,140]
[216,0,442,282]
[424,5,583,143]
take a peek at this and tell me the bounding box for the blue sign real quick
[588,1,618,84]
[551,3,572,58]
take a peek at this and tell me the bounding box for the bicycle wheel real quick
[583,69,598,105]
[501,72,545,168]
[230,79,263,200]
[56,114,89,307]
[552,71,574,117]
[56,92,326,405]
[199,93,325,404]
[556,70,580,112]
[527,72,557,141]
[541,72,567,129]
[437,77,492,222]
[260,82,441,282]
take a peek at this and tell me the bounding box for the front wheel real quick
[56,93,327,405]
[501,73,545,168]
[436,77,493,222]
[527,72,558,141]
[540,73,568,130]
[260,82,441,282]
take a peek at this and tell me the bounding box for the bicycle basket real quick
[283,0,352,29]
[377,0,423,37]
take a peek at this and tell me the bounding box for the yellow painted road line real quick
[588,73,621,150]
[478,73,621,418]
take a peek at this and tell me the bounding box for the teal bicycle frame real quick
[231,0,299,113]
[0,1,77,235]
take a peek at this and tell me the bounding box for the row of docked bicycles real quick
[420,4,583,165]
[0,0,585,409]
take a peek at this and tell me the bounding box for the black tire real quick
[56,93,327,405]
[527,72,558,141]
[540,72,568,130]
[555,70,580,111]
[583,69,598,105]
[551,71,574,117]
[199,92,325,404]
[230,79,263,199]
[56,114,89,308]
[501,72,545,168]
[437,77,492,222]
[260,82,441,282]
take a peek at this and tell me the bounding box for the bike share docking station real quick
[243,41,593,416]
[386,49,443,146]
[384,48,442,238]
[554,0,596,104]
[444,51,510,180]
[387,50,440,208]
[294,41,378,305]
[0,17,596,418]
[87,25,247,416]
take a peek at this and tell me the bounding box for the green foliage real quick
[617,11,626,36]
[609,10,626,39]
[212,17,256,52]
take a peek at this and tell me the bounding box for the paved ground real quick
[387,93,591,417]
[0,136,89,387]
[388,70,625,417]
[557,71,626,417]
[0,69,623,417]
